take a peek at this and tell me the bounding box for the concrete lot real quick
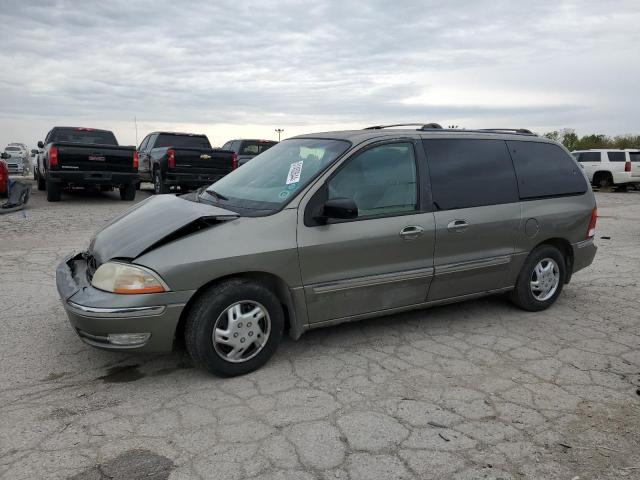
[1,182,639,480]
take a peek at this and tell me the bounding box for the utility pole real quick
[275,128,284,141]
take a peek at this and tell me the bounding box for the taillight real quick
[50,146,58,167]
[232,152,238,170]
[587,207,597,239]
[167,149,176,168]
[625,160,631,172]
[133,151,139,169]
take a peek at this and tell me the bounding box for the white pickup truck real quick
[572,149,640,188]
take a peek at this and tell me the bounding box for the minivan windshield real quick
[201,138,350,212]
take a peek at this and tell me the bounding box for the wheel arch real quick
[173,271,303,349]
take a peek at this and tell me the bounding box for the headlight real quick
[91,262,168,294]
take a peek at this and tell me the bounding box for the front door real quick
[297,141,436,324]
[422,138,521,301]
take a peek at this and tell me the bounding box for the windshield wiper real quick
[205,189,228,201]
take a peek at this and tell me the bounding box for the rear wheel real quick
[593,172,613,189]
[37,172,45,191]
[45,177,61,202]
[185,280,284,377]
[153,169,167,194]
[119,182,136,201]
[509,245,566,311]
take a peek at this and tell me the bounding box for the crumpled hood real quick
[89,194,237,264]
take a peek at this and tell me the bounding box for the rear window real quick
[155,134,211,149]
[423,139,519,210]
[575,152,601,162]
[51,128,118,145]
[507,141,587,199]
[607,152,626,162]
[630,152,640,162]
[240,141,277,156]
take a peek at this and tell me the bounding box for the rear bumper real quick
[165,171,228,187]
[612,172,640,185]
[572,238,597,274]
[56,253,193,353]
[49,170,138,186]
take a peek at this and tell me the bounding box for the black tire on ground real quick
[509,244,566,312]
[119,182,136,201]
[135,182,141,191]
[184,279,285,377]
[37,172,46,191]
[153,169,167,194]
[593,172,613,189]
[45,177,61,202]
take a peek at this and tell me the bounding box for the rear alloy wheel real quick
[509,245,566,311]
[45,176,61,202]
[185,280,284,377]
[119,182,136,201]
[153,169,167,194]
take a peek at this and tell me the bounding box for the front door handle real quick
[399,225,424,240]
[447,219,469,233]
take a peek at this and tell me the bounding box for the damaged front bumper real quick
[56,253,195,352]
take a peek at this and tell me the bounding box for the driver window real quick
[327,143,418,219]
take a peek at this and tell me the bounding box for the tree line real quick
[543,129,640,151]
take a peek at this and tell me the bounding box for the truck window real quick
[154,134,211,149]
[423,139,519,210]
[240,141,277,155]
[607,152,626,162]
[507,141,587,199]
[575,152,601,162]
[50,128,119,145]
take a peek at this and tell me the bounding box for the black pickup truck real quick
[36,127,138,202]
[137,132,236,194]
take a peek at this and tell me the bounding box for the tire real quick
[45,177,61,202]
[153,169,167,194]
[37,171,46,191]
[185,279,285,377]
[119,182,136,201]
[594,172,613,189]
[509,245,566,312]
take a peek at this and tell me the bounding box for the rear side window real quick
[507,141,587,199]
[630,152,640,162]
[575,152,601,162]
[240,141,277,156]
[607,152,626,162]
[423,139,518,210]
[155,134,211,149]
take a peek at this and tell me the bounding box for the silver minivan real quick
[57,125,598,376]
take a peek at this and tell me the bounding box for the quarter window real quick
[607,152,626,162]
[423,139,519,210]
[507,141,587,199]
[327,143,418,218]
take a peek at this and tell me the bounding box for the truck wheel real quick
[37,172,46,191]
[45,177,61,202]
[184,279,284,377]
[593,172,613,189]
[119,182,136,201]
[509,245,566,312]
[153,169,167,194]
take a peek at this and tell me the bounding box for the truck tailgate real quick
[55,142,136,172]
[172,148,235,175]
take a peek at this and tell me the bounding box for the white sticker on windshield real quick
[286,161,304,184]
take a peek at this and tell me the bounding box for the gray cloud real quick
[0,0,639,147]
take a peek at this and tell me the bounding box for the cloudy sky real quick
[1,0,639,149]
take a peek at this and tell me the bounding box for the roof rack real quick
[364,123,444,130]
[476,128,535,135]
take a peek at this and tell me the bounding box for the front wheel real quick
[509,245,566,311]
[185,280,284,377]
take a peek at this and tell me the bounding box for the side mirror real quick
[0,152,8,160]
[37,141,44,149]
[323,197,358,220]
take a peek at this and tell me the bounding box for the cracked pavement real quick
[1,183,639,479]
